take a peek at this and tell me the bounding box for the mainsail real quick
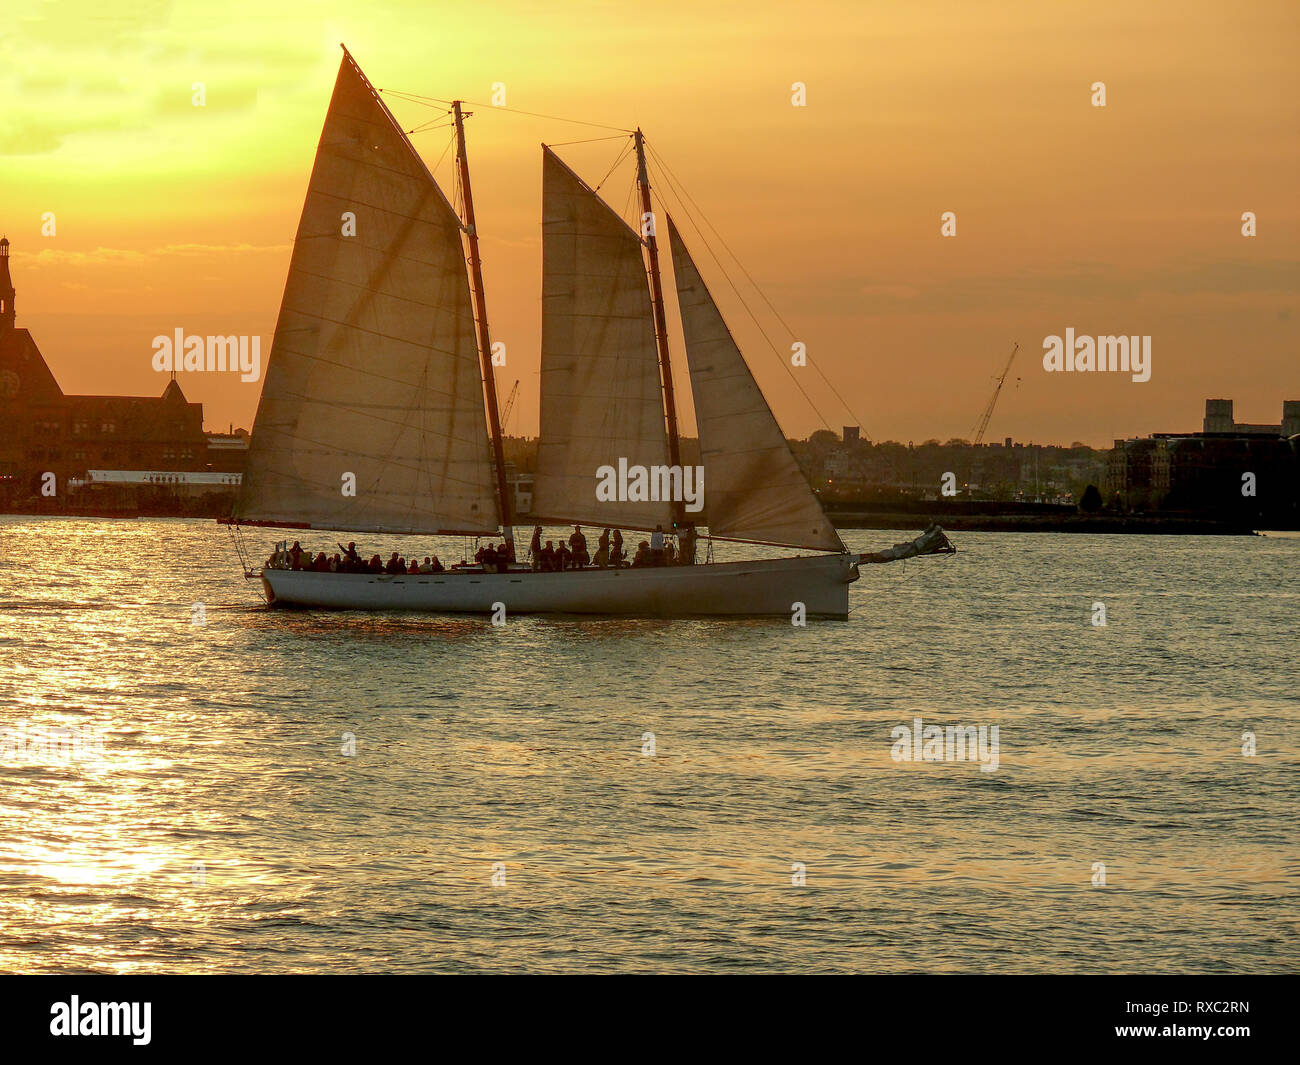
[531,147,675,531]
[234,51,500,535]
[667,216,844,552]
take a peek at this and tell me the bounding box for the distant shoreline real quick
[0,506,1269,535]
[825,508,1260,535]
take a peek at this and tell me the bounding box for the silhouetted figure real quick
[569,525,589,568]
[679,525,696,566]
[650,524,666,566]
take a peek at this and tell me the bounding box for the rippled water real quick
[1,517,1296,973]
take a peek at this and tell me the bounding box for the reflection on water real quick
[0,517,1297,972]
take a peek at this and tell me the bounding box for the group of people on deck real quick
[270,523,696,576]
[275,541,447,575]
[528,524,696,571]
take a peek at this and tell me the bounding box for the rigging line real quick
[379,89,633,133]
[621,173,637,234]
[643,150,835,433]
[646,142,873,440]
[407,118,454,134]
[651,145,872,442]
[591,137,635,193]
[643,147,830,429]
[429,128,458,184]
[647,142,859,438]
[450,138,463,216]
[545,133,632,147]
[380,89,453,107]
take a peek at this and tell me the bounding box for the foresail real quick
[532,147,674,531]
[234,51,500,536]
[667,216,844,552]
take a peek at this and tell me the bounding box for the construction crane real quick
[970,342,1019,445]
[500,379,520,433]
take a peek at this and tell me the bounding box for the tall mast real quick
[453,100,515,559]
[634,129,688,537]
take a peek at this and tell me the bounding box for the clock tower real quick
[0,237,14,332]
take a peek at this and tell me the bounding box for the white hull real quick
[260,553,861,617]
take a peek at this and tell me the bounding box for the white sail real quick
[234,51,500,536]
[667,216,843,552]
[531,147,674,531]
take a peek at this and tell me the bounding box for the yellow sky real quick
[3,0,1297,444]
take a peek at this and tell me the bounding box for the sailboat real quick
[225,48,953,617]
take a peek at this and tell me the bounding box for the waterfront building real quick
[1107,399,1299,523]
[0,238,247,513]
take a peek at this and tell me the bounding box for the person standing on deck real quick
[650,525,666,566]
[679,525,697,566]
[569,526,589,568]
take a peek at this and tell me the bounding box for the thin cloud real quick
[25,243,290,267]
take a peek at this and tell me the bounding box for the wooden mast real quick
[453,100,515,559]
[634,129,691,548]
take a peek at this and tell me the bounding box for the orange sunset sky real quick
[2,0,1297,446]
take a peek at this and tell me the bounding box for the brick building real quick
[0,237,246,513]
[1107,399,1300,525]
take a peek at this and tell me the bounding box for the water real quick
[1,517,1296,973]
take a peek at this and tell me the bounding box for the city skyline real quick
[5,268,1292,450]
[2,0,1297,448]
